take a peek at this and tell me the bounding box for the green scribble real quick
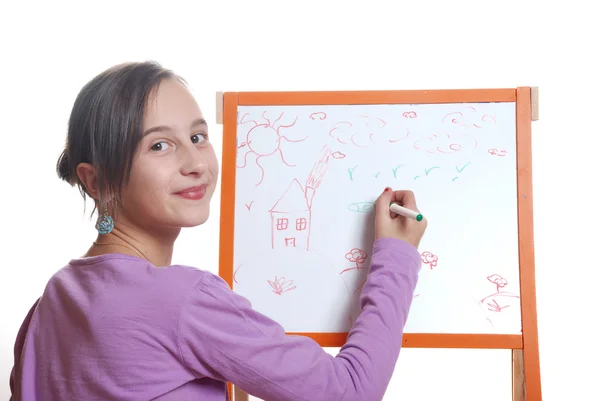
[452,177,459,182]
[456,162,471,173]
[374,172,380,178]
[392,164,405,178]
[425,166,440,176]
[348,202,376,213]
[348,165,358,181]
[414,175,420,180]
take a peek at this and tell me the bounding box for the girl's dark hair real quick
[56,60,185,213]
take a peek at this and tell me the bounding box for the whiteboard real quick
[231,102,521,335]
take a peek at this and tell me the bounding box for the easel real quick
[216,87,541,401]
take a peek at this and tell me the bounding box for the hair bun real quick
[56,149,71,183]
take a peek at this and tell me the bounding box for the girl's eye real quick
[191,133,207,144]
[150,141,170,152]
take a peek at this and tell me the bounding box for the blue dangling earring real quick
[95,212,114,234]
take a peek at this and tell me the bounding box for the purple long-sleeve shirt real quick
[9,237,420,400]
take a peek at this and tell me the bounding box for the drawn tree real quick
[421,251,439,270]
[341,248,368,273]
[479,274,519,313]
[487,274,508,293]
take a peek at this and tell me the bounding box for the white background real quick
[0,1,597,400]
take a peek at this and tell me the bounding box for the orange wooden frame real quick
[218,88,541,400]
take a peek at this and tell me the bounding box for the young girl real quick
[9,61,427,401]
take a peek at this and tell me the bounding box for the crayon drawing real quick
[232,101,521,335]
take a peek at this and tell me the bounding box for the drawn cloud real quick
[413,132,478,154]
[328,115,387,148]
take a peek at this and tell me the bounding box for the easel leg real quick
[512,349,526,401]
[233,385,250,401]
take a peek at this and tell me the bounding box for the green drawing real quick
[425,166,440,176]
[456,162,471,173]
[392,164,405,178]
[348,202,376,213]
[348,165,358,181]
[374,172,380,178]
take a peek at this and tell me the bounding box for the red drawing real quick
[360,114,387,127]
[402,111,417,119]
[268,276,297,295]
[339,247,370,297]
[234,265,241,283]
[481,114,497,125]
[340,272,368,297]
[340,248,368,274]
[245,201,254,211]
[488,148,507,156]
[309,112,327,120]
[413,132,477,154]
[268,146,340,250]
[442,107,496,129]
[331,151,346,159]
[479,274,520,312]
[237,111,307,186]
[388,127,410,143]
[328,115,386,148]
[421,251,438,270]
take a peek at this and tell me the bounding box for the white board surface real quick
[231,102,521,335]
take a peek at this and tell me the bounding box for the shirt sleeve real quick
[178,237,421,401]
[9,298,40,401]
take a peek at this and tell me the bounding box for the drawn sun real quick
[237,111,307,186]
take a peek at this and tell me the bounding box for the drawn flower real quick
[421,251,438,270]
[487,274,508,290]
[345,248,368,269]
[267,276,297,295]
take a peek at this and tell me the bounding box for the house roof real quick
[269,179,310,212]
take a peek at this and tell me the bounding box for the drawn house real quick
[269,179,312,250]
[268,145,337,251]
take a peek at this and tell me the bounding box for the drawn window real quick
[295,218,307,231]
[276,218,288,230]
[285,238,296,247]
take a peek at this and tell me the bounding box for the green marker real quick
[389,202,423,221]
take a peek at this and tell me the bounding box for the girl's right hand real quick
[374,187,428,248]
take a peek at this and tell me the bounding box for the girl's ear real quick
[76,162,100,200]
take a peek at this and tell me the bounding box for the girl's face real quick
[118,78,219,233]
